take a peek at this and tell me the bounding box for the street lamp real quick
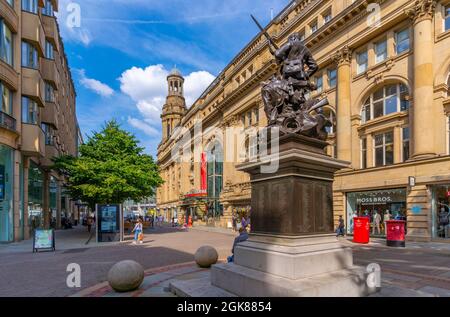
[408,176,416,187]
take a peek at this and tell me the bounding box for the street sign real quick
[33,229,55,253]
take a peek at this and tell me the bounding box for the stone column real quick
[407,0,437,159]
[333,46,353,164]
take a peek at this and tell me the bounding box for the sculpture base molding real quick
[210,234,376,297]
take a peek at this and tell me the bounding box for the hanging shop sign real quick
[33,229,55,252]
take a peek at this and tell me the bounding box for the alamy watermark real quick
[169,119,280,174]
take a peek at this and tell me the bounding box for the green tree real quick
[53,120,163,210]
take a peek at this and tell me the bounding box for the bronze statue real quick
[252,16,331,139]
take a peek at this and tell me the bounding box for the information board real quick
[33,229,55,252]
[96,204,123,243]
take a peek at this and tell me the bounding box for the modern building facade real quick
[156,0,450,241]
[0,0,80,242]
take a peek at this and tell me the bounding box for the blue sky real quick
[56,0,290,157]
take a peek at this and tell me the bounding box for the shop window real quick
[21,41,39,69]
[445,5,450,32]
[328,68,336,88]
[0,81,13,115]
[375,39,387,64]
[356,51,368,74]
[362,83,410,122]
[0,19,13,66]
[0,145,14,242]
[22,0,38,14]
[374,131,394,167]
[395,28,410,54]
[361,138,367,169]
[347,189,407,237]
[402,127,410,162]
[433,185,450,239]
[28,161,44,231]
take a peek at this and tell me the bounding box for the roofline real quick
[185,0,297,114]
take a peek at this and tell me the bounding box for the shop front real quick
[0,145,14,242]
[28,161,44,232]
[346,188,407,237]
[431,184,450,240]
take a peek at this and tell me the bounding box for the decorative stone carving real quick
[405,0,436,23]
[332,45,352,66]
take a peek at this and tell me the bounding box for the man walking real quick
[336,215,345,238]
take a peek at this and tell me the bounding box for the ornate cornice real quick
[332,46,352,66]
[405,0,436,24]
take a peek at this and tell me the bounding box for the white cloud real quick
[78,69,114,97]
[127,117,160,136]
[184,71,216,106]
[118,65,215,126]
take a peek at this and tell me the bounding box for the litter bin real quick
[353,217,370,244]
[386,220,406,247]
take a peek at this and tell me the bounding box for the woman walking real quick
[132,219,144,244]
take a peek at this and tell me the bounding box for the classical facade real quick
[157,0,450,241]
[0,0,81,242]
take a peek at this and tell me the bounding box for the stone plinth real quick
[209,134,378,297]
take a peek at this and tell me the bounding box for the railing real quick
[0,111,16,131]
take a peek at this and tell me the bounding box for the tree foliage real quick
[53,120,163,209]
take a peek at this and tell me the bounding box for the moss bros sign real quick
[354,189,406,205]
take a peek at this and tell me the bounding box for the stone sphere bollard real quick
[195,245,219,268]
[107,260,144,292]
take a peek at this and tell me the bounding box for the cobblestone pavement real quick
[0,226,449,297]
[0,224,234,297]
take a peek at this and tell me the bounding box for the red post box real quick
[353,217,370,244]
[386,220,406,247]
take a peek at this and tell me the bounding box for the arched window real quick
[206,142,223,219]
[447,74,450,97]
[361,83,409,123]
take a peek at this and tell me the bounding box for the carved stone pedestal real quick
[209,134,377,297]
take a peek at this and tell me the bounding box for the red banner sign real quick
[201,152,207,192]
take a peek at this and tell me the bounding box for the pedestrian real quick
[227,226,249,263]
[87,216,93,233]
[336,215,345,238]
[132,219,144,244]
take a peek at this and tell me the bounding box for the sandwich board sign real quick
[33,229,55,253]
